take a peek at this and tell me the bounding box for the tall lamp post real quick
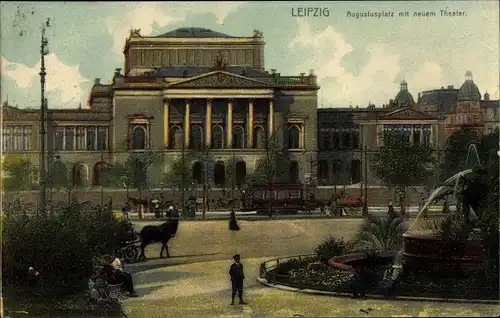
[39,19,51,215]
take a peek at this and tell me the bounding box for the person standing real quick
[122,202,131,221]
[229,209,240,231]
[350,264,368,299]
[387,199,395,218]
[229,254,247,305]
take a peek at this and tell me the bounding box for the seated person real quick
[88,276,122,311]
[110,257,139,297]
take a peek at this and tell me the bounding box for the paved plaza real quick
[123,219,499,317]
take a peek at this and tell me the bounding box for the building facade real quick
[1,28,498,190]
[2,28,319,188]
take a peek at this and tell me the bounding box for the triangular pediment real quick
[383,107,434,120]
[168,71,271,88]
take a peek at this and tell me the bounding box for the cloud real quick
[409,62,443,94]
[1,54,90,107]
[105,4,183,56]
[105,2,246,56]
[195,2,246,24]
[289,20,401,107]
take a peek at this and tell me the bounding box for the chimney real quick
[94,78,101,85]
[447,85,454,89]
[484,92,490,101]
[114,68,122,77]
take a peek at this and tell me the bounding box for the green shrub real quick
[2,201,122,296]
[314,236,346,261]
[349,215,406,252]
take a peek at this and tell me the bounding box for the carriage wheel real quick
[124,246,139,263]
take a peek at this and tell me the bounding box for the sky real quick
[0,1,498,109]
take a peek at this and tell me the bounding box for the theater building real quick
[1,28,319,188]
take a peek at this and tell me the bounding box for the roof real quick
[419,88,459,113]
[155,27,234,38]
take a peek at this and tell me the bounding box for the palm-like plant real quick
[349,216,407,252]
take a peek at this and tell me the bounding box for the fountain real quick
[402,144,489,275]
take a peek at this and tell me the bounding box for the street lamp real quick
[39,18,51,215]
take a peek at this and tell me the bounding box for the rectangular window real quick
[23,126,32,150]
[2,126,11,151]
[76,127,86,150]
[54,127,65,151]
[13,127,23,151]
[97,127,107,150]
[65,127,74,151]
[86,127,96,150]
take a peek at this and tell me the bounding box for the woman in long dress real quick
[229,209,240,231]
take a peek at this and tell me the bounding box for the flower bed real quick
[267,255,499,300]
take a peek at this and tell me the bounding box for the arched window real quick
[169,126,183,149]
[93,162,109,186]
[73,164,88,187]
[190,124,204,150]
[318,160,329,185]
[192,161,203,184]
[232,125,245,148]
[235,161,247,187]
[350,159,361,184]
[51,160,68,188]
[287,125,301,149]
[212,125,224,149]
[213,161,225,186]
[332,160,343,185]
[253,126,266,149]
[352,131,360,149]
[131,126,146,150]
[342,131,350,149]
[289,160,299,184]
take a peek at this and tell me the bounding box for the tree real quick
[225,152,245,202]
[370,130,436,214]
[2,155,34,191]
[105,141,160,219]
[251,126,290,217]
[251,127,289,184]
[440,126,480,181]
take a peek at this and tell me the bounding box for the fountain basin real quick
[402,232,486,275]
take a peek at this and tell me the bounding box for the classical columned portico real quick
[164,89,275,150]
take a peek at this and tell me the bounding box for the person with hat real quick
[229,254,247,305]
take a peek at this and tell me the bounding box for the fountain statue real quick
[402,144,491,275]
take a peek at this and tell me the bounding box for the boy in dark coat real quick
[229,254,247,305]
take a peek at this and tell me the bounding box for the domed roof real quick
[393,80,415,107]
[457,71,481,101]
[156,27,234,38]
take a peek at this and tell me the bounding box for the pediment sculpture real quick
[171,72,268,88]
[129,28,142,38]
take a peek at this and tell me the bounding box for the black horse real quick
[138,215,179,261]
